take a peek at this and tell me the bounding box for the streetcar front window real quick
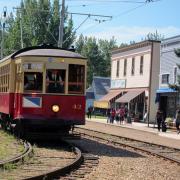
[46,69,65,93]
[68,64,85,94]
[24,72,43,92]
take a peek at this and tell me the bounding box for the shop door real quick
[160,96,167,119]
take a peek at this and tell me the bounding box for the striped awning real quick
[99,90,123,102]
[94,90,123,109]
[115,90,144,103]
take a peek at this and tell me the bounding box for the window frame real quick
[161,74,170,84]
[46,69,65,94]
[116,60,119,77]
[123,59,127,76]
[140,56,144,75]
[131,57,135,76]
[174,66,177,84]
[68,64,85,95]
[23,72,43,93]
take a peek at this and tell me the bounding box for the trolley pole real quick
[58,0,65,48]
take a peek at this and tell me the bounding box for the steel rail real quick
[24,142,83,180]
[0,141,33,168]
[75,127,180,165]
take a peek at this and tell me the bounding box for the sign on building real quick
[111,79,126,88]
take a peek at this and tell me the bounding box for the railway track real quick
[75,127,180,165]
[0,138,99,180]
[0,141,81,180]
[59,151,99,180]
[0,140,33,169]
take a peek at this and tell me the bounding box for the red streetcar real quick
[0,45,87,136]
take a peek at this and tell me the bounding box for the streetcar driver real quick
[24,75,31,90]
[46,70,64,93]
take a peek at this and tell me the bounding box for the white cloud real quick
[79,26,180,44]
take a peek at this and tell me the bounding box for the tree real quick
[75,35,117,87]
[3,0,76,56]
[144,30,164,41]
[98,37,117,76]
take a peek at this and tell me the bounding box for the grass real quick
[2,163,17,171]
[0,130,24,161]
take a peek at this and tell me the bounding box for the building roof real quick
[111,40,160,55]
[93,76,110,96]
[161,35,180,48]
[86,86,94,92]
[86,91,95,99]
[86,76,111,100]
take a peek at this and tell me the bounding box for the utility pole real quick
[58,0,65,48]
[13,7,23,48]
[20,12,23,48]
[1,7,7,59]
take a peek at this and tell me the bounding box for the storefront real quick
[156,88,177,118]
[115,90,146,121]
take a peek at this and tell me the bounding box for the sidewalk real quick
[86,117,180,140]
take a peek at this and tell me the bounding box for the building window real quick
[162,74,169,84]
[140,56,143,75]
[116,60,119,77]
[174,67,177,84]
[123,59,127,76]
[131,57,135,75]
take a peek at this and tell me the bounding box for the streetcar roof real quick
[0,45,86,62]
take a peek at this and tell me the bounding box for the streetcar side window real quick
[68,64,85,94]
[46,69,65,93]
[24,72,43,92]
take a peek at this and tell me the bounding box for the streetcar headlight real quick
[52,105,60,113]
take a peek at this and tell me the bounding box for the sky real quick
[0,0,179,45]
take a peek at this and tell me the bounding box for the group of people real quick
[106,106,128,124]
[156,108,180,134]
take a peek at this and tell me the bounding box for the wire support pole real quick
[58,0,65,48]
[20,13,23,48]
[1,31,3,59]
[13,7,24,48]
[1,7,7,59]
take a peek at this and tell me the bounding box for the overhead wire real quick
[67,0,147,3]
[75,0,161,36]
[63,15,90,45]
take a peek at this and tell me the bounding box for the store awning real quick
[99,90,123,102]
[94,90,123,109]
[94,100,109,109]
[115,90,144,103]
[156,88,176,93]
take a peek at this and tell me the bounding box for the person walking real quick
[110,108,116,124]
[119,106,125,125]
[156,109,163,132]
[106,109,111,123]
[115,108,120,124]
[175,110,180,134]
[87,106,93,119]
